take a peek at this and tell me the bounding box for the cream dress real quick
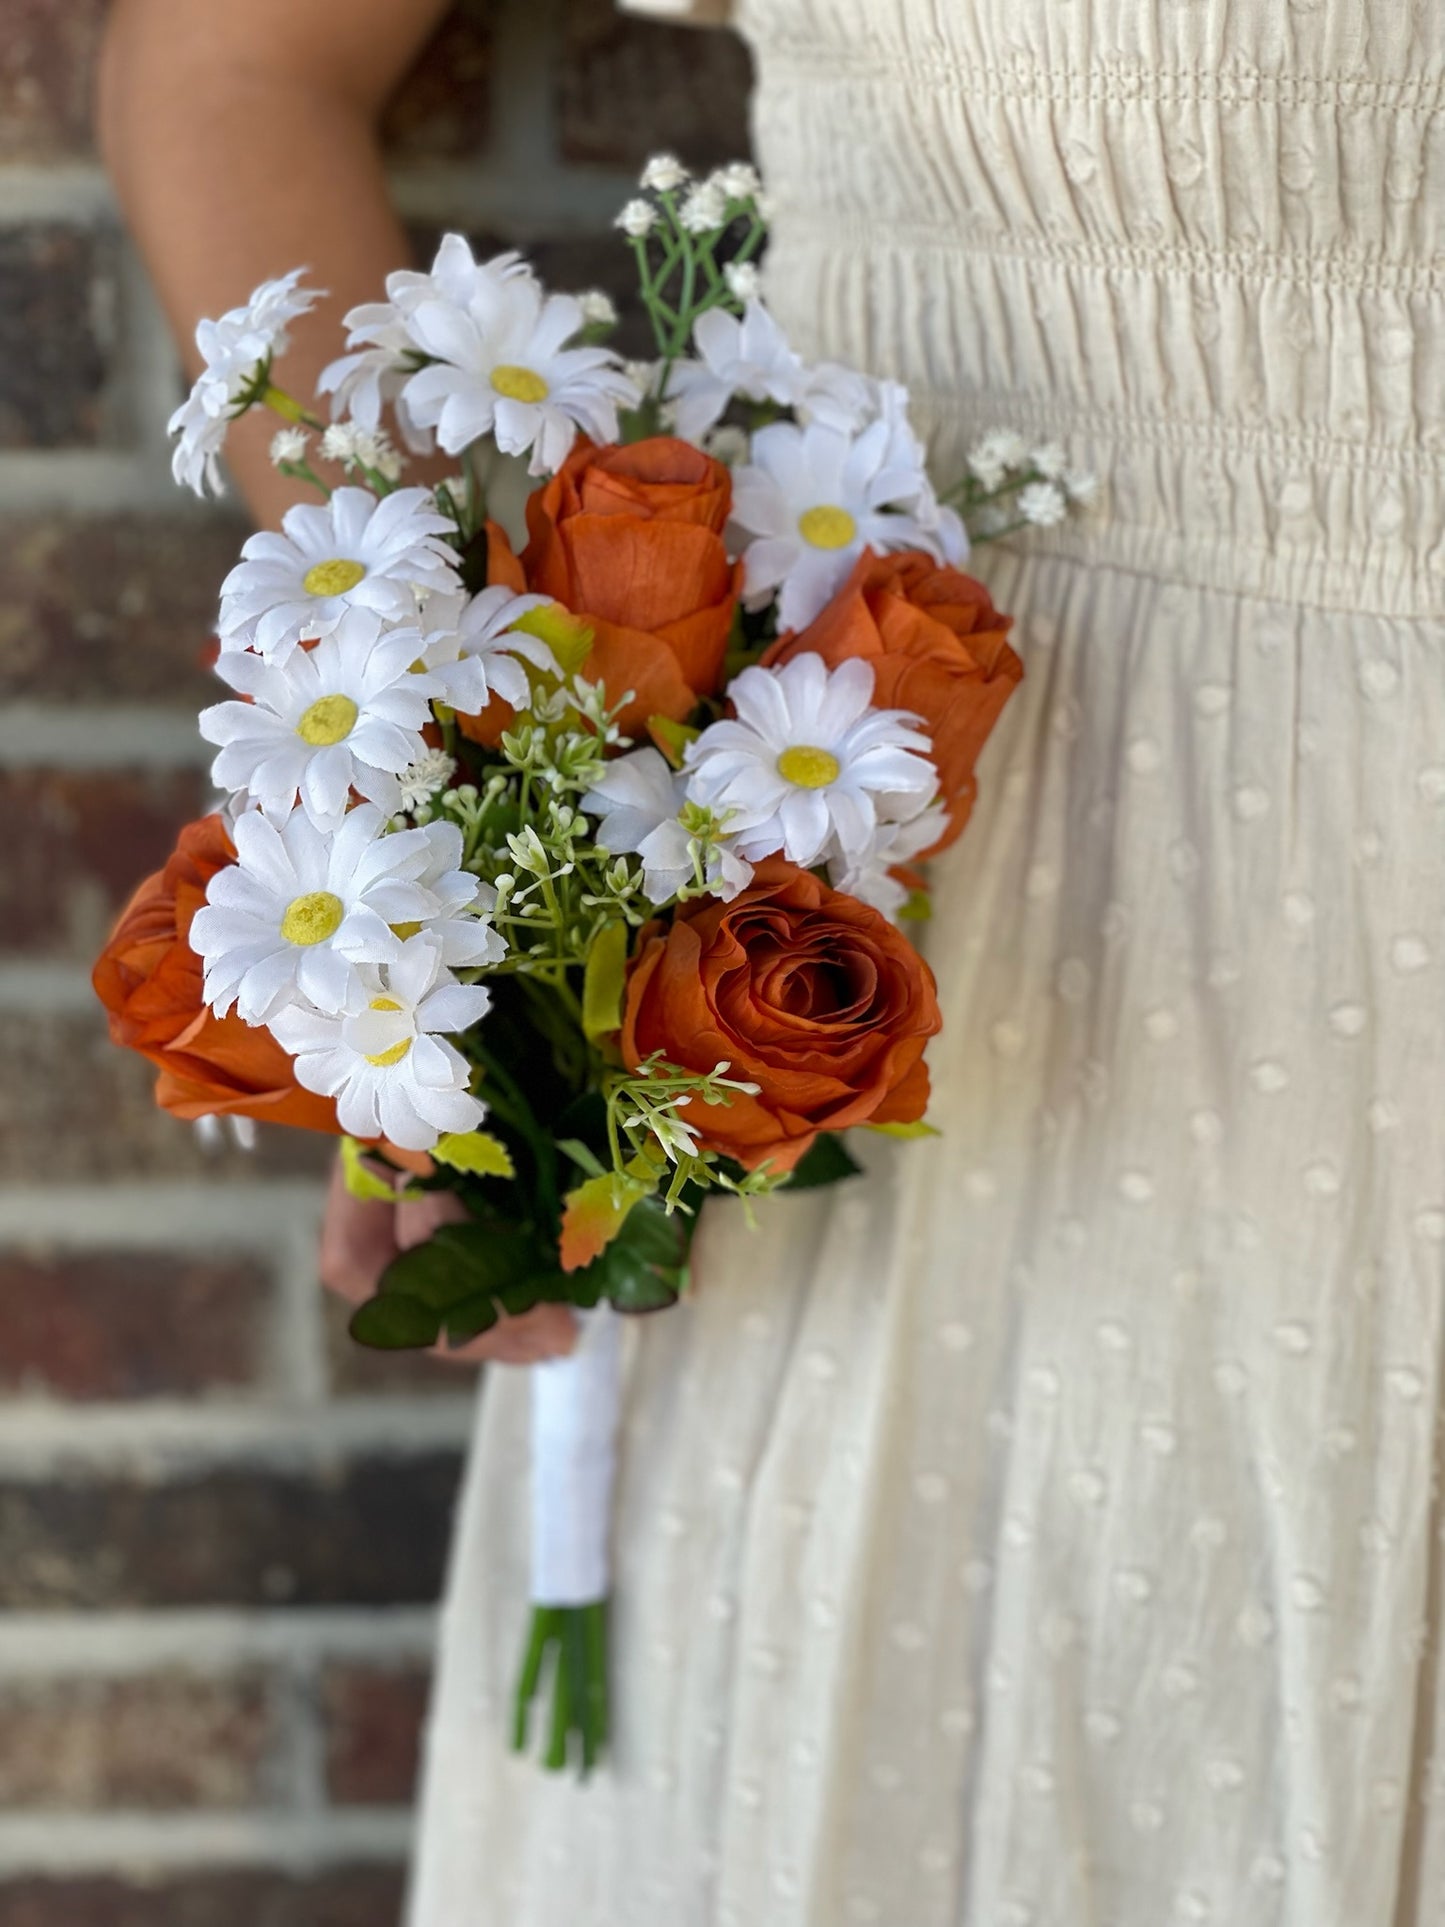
[408,2,1445,1921]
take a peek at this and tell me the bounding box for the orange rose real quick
[92,815,342,1135]
[521,437,740,734]
[763,550,1023,852]
[621,858,941,1173]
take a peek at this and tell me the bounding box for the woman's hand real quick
[319,1160,578,1367]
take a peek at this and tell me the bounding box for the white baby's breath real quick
[711,162,762,202]
[269,427,309,467]
[724,261,762,302]
[641,154,689,192]
[680,182,728,233]
[397,748,458,815]
[577,290,619,328]
[1030,442,1069,480]
[617,199,659,239]
[1018,481,1068,527]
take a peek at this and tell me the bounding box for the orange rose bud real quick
[763,550,1023,853]
[92,815,343,1136]
[521,436,740,734]
[620,858,942,1174]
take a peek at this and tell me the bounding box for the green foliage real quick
[783,1134,863,1190]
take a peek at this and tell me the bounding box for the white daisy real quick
[665,300,805,443]
[399,274,639,474]
[318,239,531,449]
[218,487,459,660]
[826,801,949,918]
[683,656,937,868]
[419,585,556,719]
[268,933,489,1151]
[190,803,479,1023]
[411,821,508,972]
[198,611,442,829]
[169,270,322,497]
[729,419,944,631]
[583,747,753,904]
[865,380,970,566]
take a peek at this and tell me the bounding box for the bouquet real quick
[95,155,1092,1775]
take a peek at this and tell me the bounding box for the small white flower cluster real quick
[583,653,941,919]
[170,270,322,497]
[965,429,1099,528]
[319,236,639,476]
[617,156,766,242]
[190,478,563,1150]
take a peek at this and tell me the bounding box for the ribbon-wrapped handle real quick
[513,1307,622,1775]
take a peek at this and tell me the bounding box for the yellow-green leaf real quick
[646,713,701,769]
[559,1170,653,1273]
[898,889,933,922]
[866,1119,942,1140]
[431,1130,516,1179]
[510,602,595,678]
[583,920,630,1040]
[340,1135,401,1202]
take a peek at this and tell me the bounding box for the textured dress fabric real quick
[406,3,1445,1922]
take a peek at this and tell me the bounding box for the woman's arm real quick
[99,0,577,1363]
[97,0,450,527]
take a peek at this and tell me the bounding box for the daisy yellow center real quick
[490,364,549,405]
[280,890,344,947]
[777,745,841,789]
[365,995,413,1067]
[797,504,857,551]
[302,557,367,598]
[296,693,358,746]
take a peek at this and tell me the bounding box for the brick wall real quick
[0,4,751,1920]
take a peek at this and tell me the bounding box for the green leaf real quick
[440,1293,501,1348]
[784,1134,863,1190]
[646,713,700,769]
[339,1135,400,1203]
[866,1119,941,1141]
[582,921,629,1041]
[349,1293,444,1350]
[510,603,594,678]
[898,889,933,922]
[431,1129,516,1179]
[556,1137,606,1179]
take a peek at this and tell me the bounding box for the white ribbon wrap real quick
[529,1307,623,1608]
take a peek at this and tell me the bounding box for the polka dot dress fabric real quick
[408,3,1445,1922]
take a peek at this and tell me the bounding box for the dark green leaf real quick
[784,1134,862,1191]
[440,1294,501,1348]
[349,1294,445,1350]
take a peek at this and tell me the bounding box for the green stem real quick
[260,382,324,430]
